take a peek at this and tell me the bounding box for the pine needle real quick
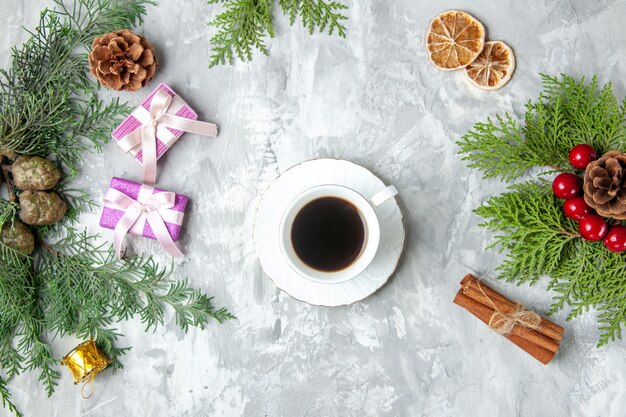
[208,0,348,67]
[278,0,347,36]
[209,0,276,67]
[458,74,626,347]
[36,231,234,363]
[458,74,626,182]
[0,1,235,415]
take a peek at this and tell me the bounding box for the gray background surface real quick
[2,0,626,416]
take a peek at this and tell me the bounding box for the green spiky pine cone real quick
[18,190,67,226]
[11,156,62,191]
[1,220,35,255]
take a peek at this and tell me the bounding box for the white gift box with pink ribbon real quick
[111,82,218,184]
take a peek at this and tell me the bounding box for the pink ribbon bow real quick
[116,89,218,184]
[104,185,184,258]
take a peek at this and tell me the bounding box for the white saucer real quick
[253,159,405,306]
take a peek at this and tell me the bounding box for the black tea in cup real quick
[290,197,365,272]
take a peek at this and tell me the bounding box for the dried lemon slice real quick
[426,10,486,71]
[464,41,515,90]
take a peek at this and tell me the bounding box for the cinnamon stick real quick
[453,291,556,365]
[461,284,560,352]
[460,274,564,342]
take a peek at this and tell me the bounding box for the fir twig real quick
[278,0,347,36]
[459,74,626,346]
[458,74,626,182]
[0,1,234,415]
[0,376,20,417]
[34,182,98,239]
[35,231,234,365]
[208,0,275,67]
[0,0,144,175]
[476,181,580,285]
[207,0,347,67]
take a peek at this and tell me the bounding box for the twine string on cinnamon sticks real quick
[465,280,542,335]
[454,274,565,365]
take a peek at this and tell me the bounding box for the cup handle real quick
[369,185,398,207]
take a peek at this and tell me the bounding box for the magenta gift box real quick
[111,82,198,164]
[99,177,189,241]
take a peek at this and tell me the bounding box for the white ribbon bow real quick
[104,185,185,258]
[116,89,218,184]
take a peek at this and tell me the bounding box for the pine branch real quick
[34,182,98,239]
[0,242,32,385]
[457,113,531,182]
[208,0,275,67]
[461,74,626,347]
[0,2,235,414]
[477,181,626,346]
[458,74,626,182]
[0,0,152,174]
[549,241,626,346]
[476,181,580,284]
[18,312,59,397]
[207,0,347,67]
[537,74,626,150]
[0,2,236,415]
[56,97,133,178]
[0,201,19,228]
[156,280,236,331]
[0,376,20,417]
[53,0,155,43]
[0,247,59,397]
[35,231,235,364]
[278,0,347,36]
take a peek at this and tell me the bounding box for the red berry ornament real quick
[563,196,592,221]
[568,144,597,170]
[552,173,581,199]
[579,214,608,241]
[603,225,626,253]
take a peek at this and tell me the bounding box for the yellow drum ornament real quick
[61,339,110,398]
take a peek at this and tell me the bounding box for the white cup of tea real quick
[279,184,398,284]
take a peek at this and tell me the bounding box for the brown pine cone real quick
[19,191,67,226]
[583,150,626,220]
[1,220,35,255]
[88,29,157,92]
[11,156,61,191]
